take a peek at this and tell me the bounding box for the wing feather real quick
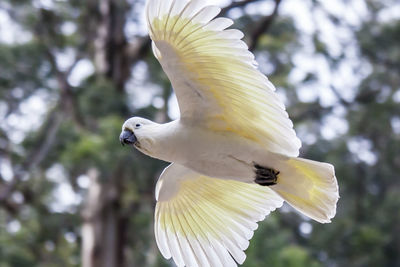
[155,204,172,258]
[174,200,212,267]
[155,163,284,267]
[147,0,301,157]
[179,192,234,267]
[170,201,199,267]
[203,17,233,31]
[182,190,246,264]
[164,203,185,266]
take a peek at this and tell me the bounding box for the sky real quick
[1,0,400,218]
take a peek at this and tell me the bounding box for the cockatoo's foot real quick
[254,163,280,186]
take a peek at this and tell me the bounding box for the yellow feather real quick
[149,12,302,157]
[157,174,281,241]
[272,157,339,223]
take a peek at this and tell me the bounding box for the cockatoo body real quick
[120,0,339,266]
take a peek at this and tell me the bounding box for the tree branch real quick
[0,111,64,205]
[220,0,264,16]
[249,0,283,52]
[126,36,151,66]
[330,85,351,106]
[44,48,85,127]
[291,103,333,123]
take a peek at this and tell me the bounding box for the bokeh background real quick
[0,0,399,266]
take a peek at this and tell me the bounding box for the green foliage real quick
[77,77,129,118]
[1,0,399,266]
[276,245,321,267]
[0,42,48,97]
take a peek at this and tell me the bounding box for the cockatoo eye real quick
[135,123,142,129]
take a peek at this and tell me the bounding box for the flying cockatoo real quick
[119,0,339,266]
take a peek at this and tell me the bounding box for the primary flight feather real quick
[120,0,339,266]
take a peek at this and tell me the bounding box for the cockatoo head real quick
[119,117,155,147]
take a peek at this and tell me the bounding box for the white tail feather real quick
[271,157,339,223]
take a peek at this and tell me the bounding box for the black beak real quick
[119,129,137,146]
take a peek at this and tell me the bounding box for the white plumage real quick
[119,0,340,266]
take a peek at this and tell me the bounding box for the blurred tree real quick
[0,0,399,267]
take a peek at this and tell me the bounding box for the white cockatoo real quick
[120,0,339,266]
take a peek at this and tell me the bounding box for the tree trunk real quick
[81,168,126,267]
[81,0,131,265]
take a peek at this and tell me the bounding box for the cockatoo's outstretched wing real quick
[146,0,301,157]
[155,163,284,267]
